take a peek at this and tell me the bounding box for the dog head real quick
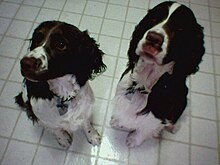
[128,1,205,76]
[20,21,106,85]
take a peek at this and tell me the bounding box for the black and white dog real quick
[15,21,106,148]
[110,1,205,148]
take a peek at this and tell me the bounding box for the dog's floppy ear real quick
[80,30,107,79]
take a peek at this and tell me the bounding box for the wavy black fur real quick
[123,1,205,124]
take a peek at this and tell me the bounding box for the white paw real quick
[110,117,120,128]
[110,117,130,131]
[126,131,143,148]
[86,129,101,146]
[55,130,72,148]
[165,124,179,134]
[153,128,163,138]
[166,61,175,75]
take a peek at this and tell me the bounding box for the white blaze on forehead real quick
[25,43,48,70]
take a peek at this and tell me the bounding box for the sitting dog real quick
[15,21,106,148]
[110,1,205,148]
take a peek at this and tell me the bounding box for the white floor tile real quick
[0,82,22,109]
[99,128,129,162]
[105,4,127,21]
[90,76,113,99]
[191,146,218,165]
[199,54,214,73]
[63,0,86,14]
[0,107,19,137]
[98,35,121,56]
[0,56,15,79]
[0,37,24,58]
[160,140,189,165]
[92,98,108,126]
[191,117,218,148]
[79,15,103,33]
[109,0,129,6]
[0,18,11,35]
[0,2,19,18]
[103,55,117,77]
[0,138,8,160]
[59,12,81,26]
[215,56,220,75]
[212,37,220,55]
[129,0,149,9]
[101,19,124,38]
[191,93,217,120]
[129,138,159,165]
[190,4,209,20]
[97,158,126,165]
[68,128,101,156]
[126,7,146,23]
[211,22,220,38]
[12,112,43,143]
[2,140,37,165]
[15,5,40,22]
[36,8,60,23]
[23,0,44,7]
[84,1,107,17]
[191,72,215,95]
[33,146,66,165]
[6,20,33,39]
[43,0,66,10]
[65,153,96,165]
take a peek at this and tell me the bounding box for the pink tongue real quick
[143,45,159,56]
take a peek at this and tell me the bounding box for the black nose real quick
[146,31,164,46]
[20,57,42,71]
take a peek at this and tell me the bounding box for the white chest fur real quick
[30,75,94,132]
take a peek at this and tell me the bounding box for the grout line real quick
[0,111,22,165]
[208,0,220,160]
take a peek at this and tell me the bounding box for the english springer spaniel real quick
[15,21,106,148]
[110,1,205,148]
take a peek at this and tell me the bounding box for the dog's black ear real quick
[80,31,107,79]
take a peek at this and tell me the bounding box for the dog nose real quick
[146,31,164,46]
[20,57,42,71]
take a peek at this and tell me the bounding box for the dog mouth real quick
[21,69,49,82]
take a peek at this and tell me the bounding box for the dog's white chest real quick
[30,82,94,130]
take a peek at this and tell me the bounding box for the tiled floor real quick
[0,0,219,165]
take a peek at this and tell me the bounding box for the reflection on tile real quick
[65,153,96,165]
[99,128,128,162]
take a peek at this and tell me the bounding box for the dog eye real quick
[55,41,67,50]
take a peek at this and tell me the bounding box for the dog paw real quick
[110,117,120,128]
[126,130,143,148]
[166,61,175,75]
[165,124,179,134]
[87,129,101,146]
[110,117,130,131]
[55,130,72,148]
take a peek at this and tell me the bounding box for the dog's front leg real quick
[83,121,101,146]
[54,129,72,148]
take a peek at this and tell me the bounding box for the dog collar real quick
[126,81,149,95]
